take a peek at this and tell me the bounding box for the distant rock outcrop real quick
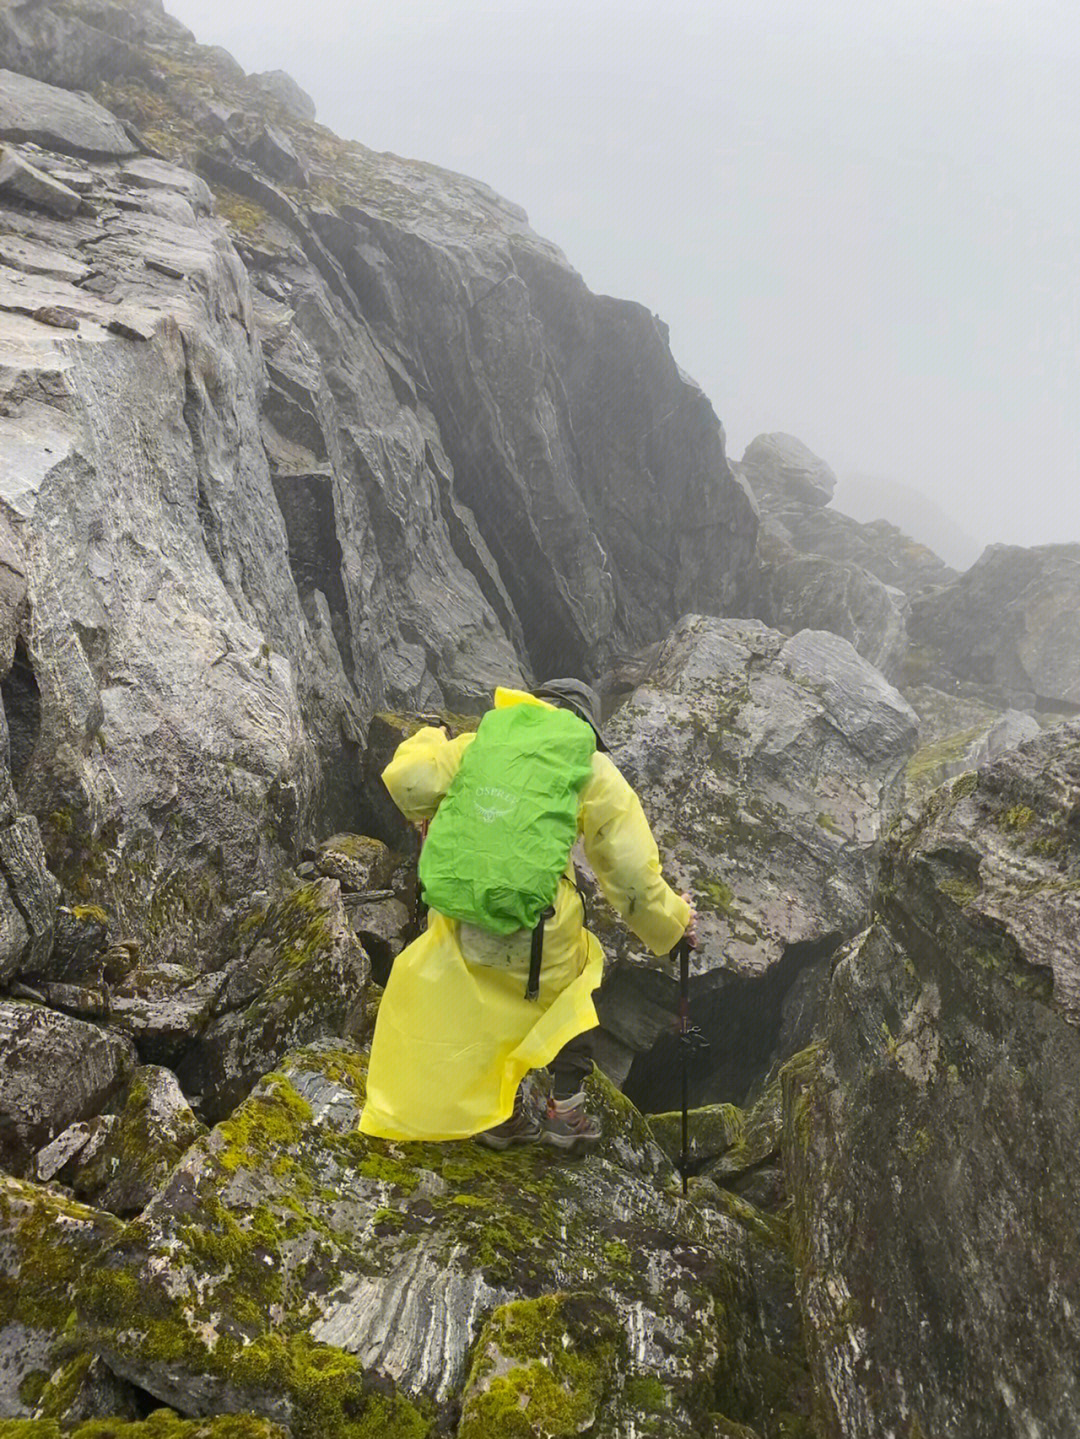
[733,432,957,679]
[908,542,1080,713]
[739,432,837,508]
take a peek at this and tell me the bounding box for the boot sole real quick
[475,1131,541,1151]
[540,1130,601,1155]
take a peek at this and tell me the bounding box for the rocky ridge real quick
[0,3,1076,1437]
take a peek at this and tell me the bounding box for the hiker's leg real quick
[551,1030,594,1099]
[544,1032,601,1152]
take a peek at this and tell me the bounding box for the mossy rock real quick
[647,1103,745,1168]
[0,1414,290,1437]
[71,1067,206,1216]
[315,835,395,892]
[458,1292,622,1437]
[0,1177,123,1418]
[74,1043,765,1436]
[175,880,369,1122]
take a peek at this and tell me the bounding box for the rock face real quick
[175,878,370,1121]
[751,525,908,680]
[0,999,135,1170]
[0,69,138,157]
[785,722,1080,1438]
[0,11,756,956]
[737,435,956,601]
[735,434,933,679]
[596,614,918,1106]
[76,1042,808,1438]
[908,542,1080,712]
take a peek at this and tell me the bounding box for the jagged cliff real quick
[0,3,1078,1438]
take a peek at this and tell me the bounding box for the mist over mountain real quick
[835,471,984,571]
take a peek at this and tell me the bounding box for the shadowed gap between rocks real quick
[622,934,840,1114]
[270,472,356,684]
[1,638,41,790]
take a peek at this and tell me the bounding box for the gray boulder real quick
[105,964,223,1060]
[0,999,135,1169]
[0,144,81,215]
[739,432,837,507]
[76,1041,808,1436]
[175,878,369,1121]
[785,721,1080,1438]
[0,68,137,157]
[598,615,917,1107]
[0,1174,122,1419]
[751,523,908,680]
[248,69,317,122]
[908,542,1080,711]
[68,1065,206,1214]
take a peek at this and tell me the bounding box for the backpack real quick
[418,703,595,993]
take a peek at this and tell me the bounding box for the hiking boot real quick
[475,1092,542,1151]
[541,1091,602,1153]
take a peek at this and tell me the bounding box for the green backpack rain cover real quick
[418,703,596,934]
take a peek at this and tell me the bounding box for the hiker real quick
[358,681,696,1152]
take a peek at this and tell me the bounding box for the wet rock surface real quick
[785,722,1080,1438]
[0,999,136,1170]
[0,7,1075,1439]
[74,1042,806,1438]
[598,614,917,1106]
[175,878,369,1123]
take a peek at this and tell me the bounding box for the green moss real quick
[67,1411,290,1437]
[936,876,980,907]
[70,904,110,925]
[217,1075,313,1173]
[624,1374,670,1414]
[648,1103,744,1163]
[701,879,735,914]
[905,726,984,792]
[16,1369,50,1409]
[951,770,979,799]
[0,1178,122,1336]
[816,811,839,834]
[899,1128,933,1162]
[999,804,1036,832]
[32,1352,97,1419]
[209,183,273,239]
[460,1294,622,1439]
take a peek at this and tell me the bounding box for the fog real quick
[167,0,1080,560]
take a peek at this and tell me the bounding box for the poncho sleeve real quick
[579,750,690,957]
[381,726,475,823]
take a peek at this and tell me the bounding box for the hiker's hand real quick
[681,892,698,949]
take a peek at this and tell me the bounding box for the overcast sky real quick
[169,0,1080,557]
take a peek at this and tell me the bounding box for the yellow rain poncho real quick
[359,687,689,1140]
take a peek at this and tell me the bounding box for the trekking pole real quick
[672,934,709,1196]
